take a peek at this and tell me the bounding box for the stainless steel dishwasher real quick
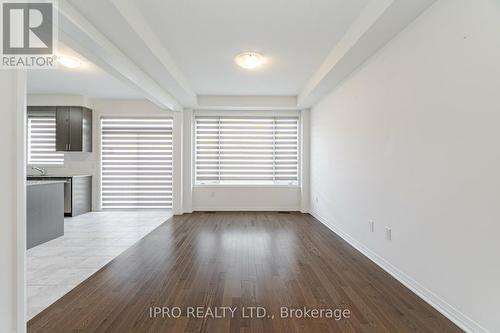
[64,178,72,215]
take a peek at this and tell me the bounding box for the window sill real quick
[194,184,300,189]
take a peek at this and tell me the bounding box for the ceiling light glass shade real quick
[57,55,82,68]
[235,51,264,69]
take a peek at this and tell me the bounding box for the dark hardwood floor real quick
[28,212,462,333]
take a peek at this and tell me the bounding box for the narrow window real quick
[27,109,64,165]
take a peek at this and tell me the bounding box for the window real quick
[101,117,173,209]
[195,115,299,185]
[27,109,64,165]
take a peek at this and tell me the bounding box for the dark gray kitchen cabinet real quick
[27,181,65,249]
[55,107,70,151]
[55,106,92,152]
[27,175,92,217]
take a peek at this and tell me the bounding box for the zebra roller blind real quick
[27,109,64,165]
[195,115,299,185]
[101,118,173,209]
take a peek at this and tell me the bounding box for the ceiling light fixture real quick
[235,51,265,70]
[57,55,82,69]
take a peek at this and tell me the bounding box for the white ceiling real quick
[36,0,435,109]
[27,44,143,99]
[135,0,368,95]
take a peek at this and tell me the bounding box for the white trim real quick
[193,207,301,212]
[309,209,491,333]
[193,109,300,117]
[187,108,195,214]
[171,112,183,215]
[193,184,300,189]
[95,112,102,211]
[16,71,27,333]
[181,108,193,214]
[299,109,310,213]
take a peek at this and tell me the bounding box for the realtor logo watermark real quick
[1,0,57,68]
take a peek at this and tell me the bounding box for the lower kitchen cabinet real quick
[27,181,65,249]
[27,175,92,217]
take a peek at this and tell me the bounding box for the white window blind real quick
[27,109,64,165]
[101,118,173,209]
[195,115,299,185]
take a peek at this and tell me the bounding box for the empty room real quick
[0,0,498,332]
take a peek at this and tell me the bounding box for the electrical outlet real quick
[385,227,392,240]
[315,196,319,203]
[369,221,375,232]
[210,191,215,198]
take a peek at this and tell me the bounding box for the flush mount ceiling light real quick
[234,51,265,69]
[57,55,82,69]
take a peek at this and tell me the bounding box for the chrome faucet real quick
[31,166,47,176]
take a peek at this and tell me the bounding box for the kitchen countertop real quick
[27,175,92,178]
[27,180,68,186]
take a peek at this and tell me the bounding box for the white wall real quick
[27,97,307,213]
[0,71,27,333]
[91,99,182,213]
[182,109,193,212]
[309,1,500,332]
[27,94,93,108]
[27,97,182,213]
[190,109,306,212]
[193,186,301,211]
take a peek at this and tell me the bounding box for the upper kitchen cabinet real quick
[55,106,92,152]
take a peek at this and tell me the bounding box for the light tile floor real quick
[27,210,171,319]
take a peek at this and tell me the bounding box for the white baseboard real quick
[309,209,490,333]
[192,206,301,212]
